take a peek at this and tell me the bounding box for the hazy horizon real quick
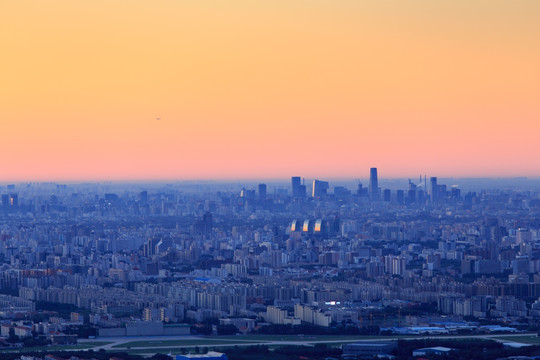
[3,176,540,193]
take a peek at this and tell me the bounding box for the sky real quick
[1,0,539,181]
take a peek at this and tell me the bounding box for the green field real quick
[305,341,353,347]
[124,344,257,355]
[113,334,419,349]
[215,334,419,342]
[214,334,380,342]
[112,339,266,348]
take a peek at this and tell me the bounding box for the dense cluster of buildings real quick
[0,171,540,347]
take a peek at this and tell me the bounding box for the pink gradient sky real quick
[1,1,539,181]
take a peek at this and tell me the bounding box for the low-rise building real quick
[175,351,228,360]
[412,346,454,357]
[342,341,397,358]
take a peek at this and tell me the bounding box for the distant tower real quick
[369,168,380,201]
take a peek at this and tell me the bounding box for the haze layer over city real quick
[2,1,540,360]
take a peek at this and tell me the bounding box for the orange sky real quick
[1,0,539,181]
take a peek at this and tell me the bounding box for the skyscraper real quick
[430,177,438,203]
[369,168,380,201]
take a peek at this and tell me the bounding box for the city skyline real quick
[1,174,540,358]
[2,1,539,181]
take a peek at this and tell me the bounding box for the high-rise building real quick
[517,228,532,245]
[369,168,379,201]
[430,177,438,203]
[451,186,461,199]
[143,238,160,257]
[139,191,148,204]
[292,176,301,197]
[396,189,404,204]
[203,212,213,235]
[194,212,213,238]
[258,184,267,202]
[298,184,306,198]
[383,189,391,202]
[1,194,9,210]
[291,176,306,199]
[240,188,255,199]
[312,180,329,197]
[9,194,18,207]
